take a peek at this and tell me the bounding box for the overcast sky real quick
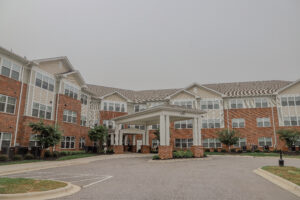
[0,0,299,90]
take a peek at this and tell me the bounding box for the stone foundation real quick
[113,145,124,154]
[191,145,204,158]
[158,145,173,159]
[141,145,150,153]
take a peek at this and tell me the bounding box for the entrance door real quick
[136,140,142,152]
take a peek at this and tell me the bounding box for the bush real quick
[205,149,210,152]
[106,149,114,154]
[152,155,160,160]
[24,153,34,160]
[173,150,193,158]
[60,151,68,156]
[246,150,251,153]
[13,155,23,161]
[185,150,193,158]
[221,149,227,153]
[254,149,261,153]
[237,150,243,153]
[230,149,236,153]
[44,150,52,158]
[0,154,8,161]
[213,149,218,152]
[52,151,60,158]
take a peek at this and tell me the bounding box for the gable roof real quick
[185,83,224,97]
[87,80,292,102]
[274,79,300,94]
[165,89,200,100]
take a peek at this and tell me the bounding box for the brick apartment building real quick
[0,46,300,154]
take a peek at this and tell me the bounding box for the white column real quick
[145,125,149,145]
[124,135,128,145]
[160,114,166,146]
[119,132,123,145]
[165,115,170,146]
[114,124,120,145]
[193,117,198,146]
[133,135,136,145]
[197,117,202,145]
[110,134,115,145]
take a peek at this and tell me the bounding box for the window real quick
[173,100,193,109]
[81,94,88,105]
[102,101,126,112]
[202,138,221,148]
[134,104,147,112]
[174,120,193,129]
[0,94,16,114]
[103,120,115,129]
[230,99,243,109]
[232,118,245,128]
[281,96,300,107]
[35,72,54,92]
[80,115,87,126]
[258,137,272,147]
[257,118,271,127]
[64,83,79,99]
[79,137,85,149]
[234,138,246,147]
[32,102,52,120]
[283,116,300,126]
[200,100,220,110]
[175,138,193,148]
[1,58,21,81]
[0,132,12,152]
[63,110,77,124]
[255,98,268,108]
[152,139,160,148]
[61,136,75,149]
[29,134,41,147]
[151,124,159,130]
[202,119,221,128]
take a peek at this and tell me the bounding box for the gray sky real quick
[0,0,299,90]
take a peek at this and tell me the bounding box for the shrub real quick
[185,150,193,158]
[44,150,52,158]
[106,149,114,154]
[246,150,251,153]
[230,148,236,153]
[205,149,210,153]
[221,149,227,153]
[13,155,23,161]
[60,151,68,156]
[213,149,218,152]
[254,149,261,153]
[24,153,34,160]
[204,154,207,157]
[237,150,243,153]
[0,155,8,161]
[152,155,160,160]
[52,151,60,158]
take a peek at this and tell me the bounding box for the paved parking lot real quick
[2,155,300,200]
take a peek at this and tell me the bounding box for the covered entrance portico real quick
[112,105,205,159]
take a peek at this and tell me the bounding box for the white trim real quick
[165,89,200,100]
[184,83,225,97]
[99,91,132,102]
[275,79,300,94]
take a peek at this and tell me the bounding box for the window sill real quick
[0,111,16,116]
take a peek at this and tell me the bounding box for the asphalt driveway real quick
[2,155,300,200]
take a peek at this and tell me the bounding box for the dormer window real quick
[102,101,126,112]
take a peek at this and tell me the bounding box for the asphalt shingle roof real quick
[87,80,292,102]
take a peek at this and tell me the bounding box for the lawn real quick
[0,177,67,194]
[56,153,98,160]
[0,160,43,166]
[205,152,300,158]
[262,166,300,186]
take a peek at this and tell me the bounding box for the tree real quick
[88,125,108,152]
[29,121,62,149]
[217,129,240,150]
[277,129,300,150]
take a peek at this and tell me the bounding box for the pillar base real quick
[158,145,173,159]
[113,145,124,154]
[141,145,150,154]
[131,145,137,153]
[191,145,204,158]
[124,146,129,152]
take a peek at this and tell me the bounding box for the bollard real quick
[279,150,284,167]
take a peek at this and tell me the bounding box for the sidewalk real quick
[0,153,152,176]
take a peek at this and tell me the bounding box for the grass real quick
[0,160,43,166]
[56,153,98,161]
[0,177,67,194]
[262,166,300,186]
[205,152,300,158]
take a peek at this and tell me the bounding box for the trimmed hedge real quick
[24,153,34,160]
[0,154,8,161]
[13,155,23,161]
[173,150,193,158]
[152,155,160,160]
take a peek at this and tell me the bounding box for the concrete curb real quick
[148,157,212,163]
[254,168,300,198]
[0,181,81,200]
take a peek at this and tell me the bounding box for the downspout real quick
[14,64,27,146]
[55,78,61,127]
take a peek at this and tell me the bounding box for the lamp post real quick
[279,150,284,167]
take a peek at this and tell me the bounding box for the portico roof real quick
[113,105,205,125]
